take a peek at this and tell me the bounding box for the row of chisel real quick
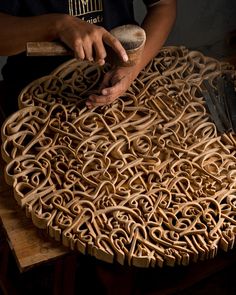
[202,75,236,134]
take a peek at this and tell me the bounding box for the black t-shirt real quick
[0,0,159,113]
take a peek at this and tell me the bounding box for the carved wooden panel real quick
[1,46,236,267]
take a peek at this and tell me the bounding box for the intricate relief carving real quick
[1,46,236,267]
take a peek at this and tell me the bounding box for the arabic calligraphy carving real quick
[1,46,236,267]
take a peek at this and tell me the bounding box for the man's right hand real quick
[58,15,128,65]
[0,12,128,64]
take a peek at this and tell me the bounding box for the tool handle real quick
[26,24,146,56]
[27,42,73,56]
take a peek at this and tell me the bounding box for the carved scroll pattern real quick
[1,46,236,267]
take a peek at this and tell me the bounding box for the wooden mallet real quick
[26,24,146,67]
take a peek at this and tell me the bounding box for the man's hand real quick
[86,66,140,108]
[58,15,128,66]
[0,12,129,62]
[85,0,177,108]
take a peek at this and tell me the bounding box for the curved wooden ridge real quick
[1,46,236,267]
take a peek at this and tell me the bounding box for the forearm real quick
[0,12,63,55]
[135,0,177,73]
[0,12,127,64]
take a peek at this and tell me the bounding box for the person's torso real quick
[0,0,136,29]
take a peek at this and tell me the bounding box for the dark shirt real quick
[0,0,159,114]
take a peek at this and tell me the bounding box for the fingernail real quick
[102,89,107,95]
[123,54,129,62]
[98,59,105,66]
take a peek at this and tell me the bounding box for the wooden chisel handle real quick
[27,41,73,56]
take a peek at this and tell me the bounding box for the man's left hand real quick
[86,66,139,108]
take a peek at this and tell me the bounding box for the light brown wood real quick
[26,42,73,56]
[0,155,68,272]
[110,24,146,66]
[2,46,236,268]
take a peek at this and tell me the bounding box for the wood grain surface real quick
[0,154,68,272]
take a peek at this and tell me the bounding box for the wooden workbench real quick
[0,153,81,295]
[0,154,68,272]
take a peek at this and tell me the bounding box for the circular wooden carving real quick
[1,46,236,267]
